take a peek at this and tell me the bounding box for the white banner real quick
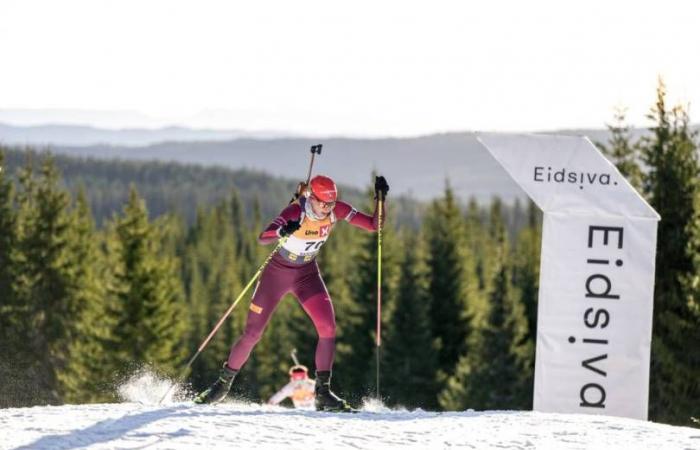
[477,133,659,420]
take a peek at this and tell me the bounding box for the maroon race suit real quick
[226,196,384,371]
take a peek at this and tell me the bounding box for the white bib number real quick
[283,235,329,256]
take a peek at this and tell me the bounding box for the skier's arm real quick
[258,204,302,245]
[334,200,386,232]
[335,176,389,231]
[267,382,295,405]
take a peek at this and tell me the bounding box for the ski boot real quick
[194,363,238,404]
[314,371,354,412]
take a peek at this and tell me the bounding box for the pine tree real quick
[424,183,474,389]
[0,151,22,407]
[382,230,439,409]
[12,157,88,404]
[181,201,246,391]
[0,152,16,310]
[439,200,533,411]
[598,107,643,190]
[58,188,112,403]
[463,198,486,298]
[512,200,541,345]
[105,186,187,378]
[3,159,40,407]
[642,79,700,425]
[229,190,251,265]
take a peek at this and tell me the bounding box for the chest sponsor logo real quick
[320,225,330,237]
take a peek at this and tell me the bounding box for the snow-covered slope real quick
[1,373,698,450]
[2,401,699,450]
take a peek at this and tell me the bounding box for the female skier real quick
[267,365,316,410]
[195,174,389,411]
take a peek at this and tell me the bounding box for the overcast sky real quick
[1,0,698,136]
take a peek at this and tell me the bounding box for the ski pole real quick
[290,144,323,203]
[375,191,384,400]
[158,236,289,405]
[306,144,322,183]
[291,348,300,366]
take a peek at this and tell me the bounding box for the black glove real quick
[278,219,301,237]
[374,175,389,199]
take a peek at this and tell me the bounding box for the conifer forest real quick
[0,82,698,427]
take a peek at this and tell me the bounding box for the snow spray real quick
[116,366,191,405]
[360,397,393,413]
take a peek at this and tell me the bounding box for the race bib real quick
[282,217,333,259]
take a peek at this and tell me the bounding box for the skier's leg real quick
[294,263,351,412]
[196,261,291,404]
[294,264,336,371]
[227,269,290,370]
[299,291,336,370]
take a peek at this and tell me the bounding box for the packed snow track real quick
[1,401,699,449]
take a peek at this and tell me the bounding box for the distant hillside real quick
[3,131,533,202]
[0,147,426,228]
[5,123,692,201]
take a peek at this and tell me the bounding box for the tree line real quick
[0,151,427,230]
[596,79,699,426]
[0,152,540,410]
[0,80,697,426]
